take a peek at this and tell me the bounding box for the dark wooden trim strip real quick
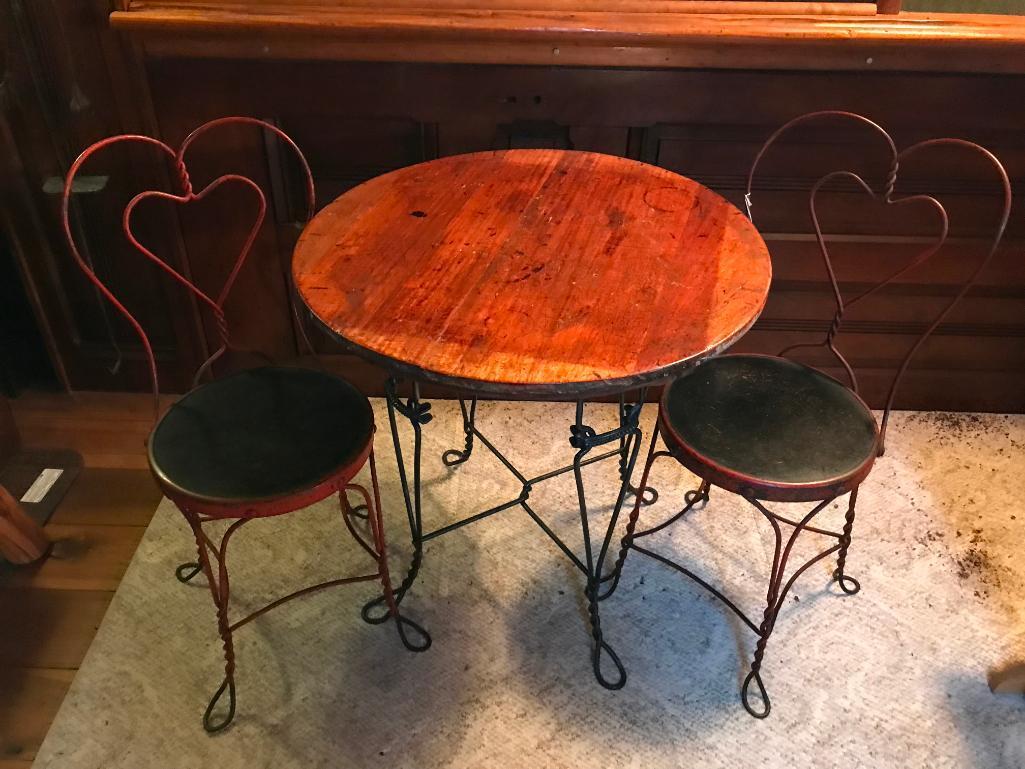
[111,5,1025,74]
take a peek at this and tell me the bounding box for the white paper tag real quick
[20,468,64,504]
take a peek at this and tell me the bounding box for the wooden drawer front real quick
[762,239,1025,328]
[766,239,1025,290]
[642,123,1023,238]
[280,117,439,207]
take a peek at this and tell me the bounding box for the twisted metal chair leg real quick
[598,427,660,602]
[354,451,431,652]
[742,605,775,718]
[598,426,710,602]
[170,448,432,734]
[175,561,203,583]
[338,480,371,523]
[833,488,862,595]
[619,473,858,718]
[183,513,248,733]
[363,379,429,624]
[740,500,788,720]
[740,495,841,718]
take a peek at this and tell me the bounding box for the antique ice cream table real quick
[293,149,772,688]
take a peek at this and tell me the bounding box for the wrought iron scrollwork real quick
[442,398,477,467]
[370,379,651,691]
[385,377,434,425]
[569,401,641,451]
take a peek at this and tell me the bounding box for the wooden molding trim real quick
[111,4,1025,73]
[121,1,878,12]
[753,317,1025,339]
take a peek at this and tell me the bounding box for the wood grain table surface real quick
[293,149,771,396]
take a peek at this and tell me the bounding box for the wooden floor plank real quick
[0,668,75,764]
[1,391,167,764]
[9,391,176,420]
[10,392,161,470]
[1,524,146,592]
[60,453,150,471]
[12,420,151,467]
[49,468,160,527]
[0,588,112,669]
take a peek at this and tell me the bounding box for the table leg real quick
[361,378,431,625]
[364,381,648,689]
[570,393,646,690]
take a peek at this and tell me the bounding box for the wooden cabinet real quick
[4,2,1025,410]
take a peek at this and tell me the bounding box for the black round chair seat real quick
[149,367,374,504]
[661,355,879,498]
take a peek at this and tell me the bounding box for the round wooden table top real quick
[294,149,772,396]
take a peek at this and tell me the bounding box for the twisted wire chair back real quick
[744,110,1012,451]
[61,117,317,421]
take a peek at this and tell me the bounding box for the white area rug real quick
[33,401,1025,768]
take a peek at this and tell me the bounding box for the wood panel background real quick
[6,0,1025,411]
[139,59,1025,410]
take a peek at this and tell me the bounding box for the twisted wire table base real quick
[361,379,656,689]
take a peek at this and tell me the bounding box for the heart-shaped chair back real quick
[745,110,1012,452]
[61,117,316,421]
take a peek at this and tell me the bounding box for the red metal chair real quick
[61,117,430,733]
[599,111,1011,718]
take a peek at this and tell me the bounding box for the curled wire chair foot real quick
[833,571,862,595]
[441,449,471,467]
[202,676,237,733]
[684,487,710,509]
[741,669,771,719]
[361,593,395,625]
[395,614,433,652]
[175,562,203,583]
[361,594,430,651]
[592,639,627,690]
[627,484,658,506]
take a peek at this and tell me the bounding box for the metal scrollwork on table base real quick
[362,378,656,690]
